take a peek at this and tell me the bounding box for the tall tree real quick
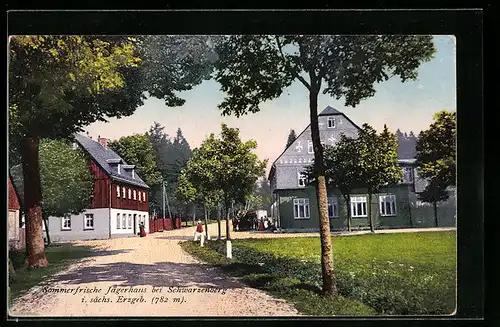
[415,110,456,225]
[108,134,163,187]
[9,36,143,268]
[418,180,449,227]
[9,35,218,268]
[307,134,363,232]
[357,124,403,232]
[285,129,297,149]
[214,35,435,295]
[186,124,267,257]
[415,110,456,188]
[10,139,93,246]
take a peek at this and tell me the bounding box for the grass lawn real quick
[181,231,456,316]
[8,245,96,303]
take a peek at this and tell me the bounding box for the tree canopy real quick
[286,129,297,149]
[415,110,456,188]
[213,34,436,295]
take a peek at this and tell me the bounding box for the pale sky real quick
[84,35,456,175]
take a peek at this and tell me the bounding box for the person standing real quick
[194,220,205,247]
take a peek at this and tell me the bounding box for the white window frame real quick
[327,116,336,128]
[84,213,94,230]
[61,215,71,230]
[298,171,307,187]
[133,190,137,200]
[293,198,310,219]
[379,194,397,216]
[143,192,146,202]
[350,196,368,218]
[327,197,339,218]
[308,140,313,154]
[128,214,133,229]
[116,213,121,229]
[122,213,127,229]
[128,189,132,199]
[117,186,120,198]
[122,187,126,198]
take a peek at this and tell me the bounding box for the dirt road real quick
[9,223,300,317]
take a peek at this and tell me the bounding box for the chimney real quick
[97,135,108,149]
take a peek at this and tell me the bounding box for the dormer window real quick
[118,164,121,175]
[327,117,335,128]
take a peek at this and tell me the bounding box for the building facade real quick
[268,106,456,232]
[44,134,150,242]
[8,177,22,249]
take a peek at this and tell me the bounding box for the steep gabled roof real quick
[318,105,342,116]
[268,106,419,181]
[74,134,149,189]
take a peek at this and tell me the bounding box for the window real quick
[133,190,137,200]
[122,187,126,198]
[84,213,94,229]
[327,197,339,218]
[350,196,367,218]
[308,140,313,154]
[117,213,121,229]
[327,117,335,128]
[379,194,397,216]
[298,171,307,187]
[62,215,71,230]
[117,186,120,198]
[128,214,133,229]
[403,167,414,183]
[143,192,146,202]
[128,189,132,199]
[122,213,127,229]
[293,198,310,219]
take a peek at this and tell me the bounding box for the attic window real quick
[118,164,121,175]
[327,117,336,128]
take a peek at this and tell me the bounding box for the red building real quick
[8,177,21,248]
[41,134,151,242]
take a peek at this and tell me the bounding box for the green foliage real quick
[183,231,456,315]
[108,133,163,187]
[181,240,375,316]
[39,139,93,217]
[357,124,403,192]
[215,35,435,117]
[416,110,456,206]
[10,139,93,218]
[146,122,194,216]
[183,124,267,210]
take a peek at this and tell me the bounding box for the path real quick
[9,223,300,317]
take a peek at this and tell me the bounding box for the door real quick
[133,214,137,234]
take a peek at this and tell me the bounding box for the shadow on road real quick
[49,261,244,289]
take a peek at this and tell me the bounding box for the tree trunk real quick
[344,194,352,232]
[217,203,222,240]
[204,201,209,239]
[309,89,336,296]
[368,192,375,233]
[42,214,51,246]
[225,204,232,259]
[433,202,438,227]
[20,136,48,268]
[225,205,231,241]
